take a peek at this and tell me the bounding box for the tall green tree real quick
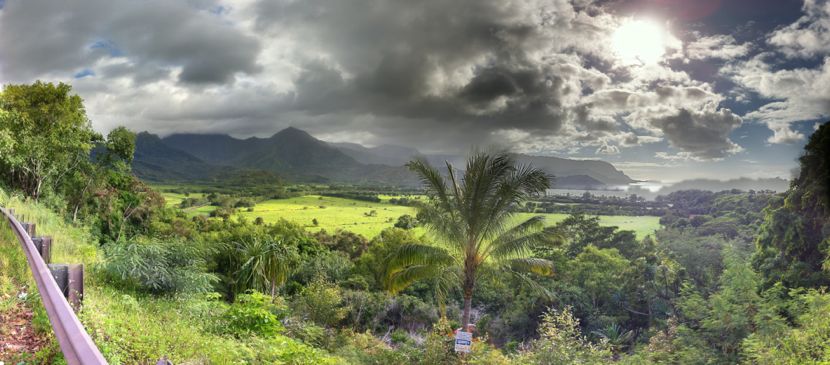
[0,81,100,200]
[754,121,830,289]
[391,153,555,331]
[65,126,137,222]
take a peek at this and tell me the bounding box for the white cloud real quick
[684,34,750,60]
[768,0,830,58]
[725,0,830,144]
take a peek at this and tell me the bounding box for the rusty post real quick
[21,222,35,236]
[32,236,53,264]
[46,264,84,311]
[67,264,84,311]
[49,264,69,297]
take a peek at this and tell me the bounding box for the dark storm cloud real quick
[0,0,261,84]
[251,0,616,142]
[3,0,814,164]
[650,107,742,159]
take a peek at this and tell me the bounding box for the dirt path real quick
[0,301,50,362]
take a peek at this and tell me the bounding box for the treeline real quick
[321,192,382,203]
[529,193,666,216]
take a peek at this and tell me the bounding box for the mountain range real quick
[658,177,790,194]
[132,127,636,187]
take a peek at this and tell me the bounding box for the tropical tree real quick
[390,152,556,331]
[754,121,830,289]
[0,81,100,200]
[235,237,300,298]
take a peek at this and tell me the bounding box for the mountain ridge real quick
[132,127,637,187]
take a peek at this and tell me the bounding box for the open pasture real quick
[237,195,417,237]
[224,195,662,239]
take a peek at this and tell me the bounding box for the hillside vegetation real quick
[3,81,830,364]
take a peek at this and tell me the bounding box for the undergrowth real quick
[1,187,344,364]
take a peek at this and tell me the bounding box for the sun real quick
[611,19,669,65]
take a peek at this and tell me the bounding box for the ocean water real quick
[546,181,666,200]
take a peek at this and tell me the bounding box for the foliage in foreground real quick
[99,238,217,295]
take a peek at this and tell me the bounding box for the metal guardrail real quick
[1,207,107,365]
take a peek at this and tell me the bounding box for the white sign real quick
[454,330,472,353]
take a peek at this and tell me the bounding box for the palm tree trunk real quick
[461,266,475,332]
[462,292,473,332]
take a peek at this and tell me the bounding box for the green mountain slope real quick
[135,127,636,187]
[132,132,233,182]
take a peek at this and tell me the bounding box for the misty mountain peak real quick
[272,126,313,140]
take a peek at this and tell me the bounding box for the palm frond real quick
[391,243,455,267]
[416,202,465,250]
[432,269,460,316]
[508,270,556,301]
[509,257,555,276]
[487,228,557,263]
[406,158,452,213]
[384,243,455,294]
[387,264,444,294]
[476,157,550,244]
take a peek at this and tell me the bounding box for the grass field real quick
[237,195,417,237]
[165,193,663,239]
[514,212,661,239]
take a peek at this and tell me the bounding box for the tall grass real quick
[0,188,98,268]
[0,187,345,364]
[0,188,61,363]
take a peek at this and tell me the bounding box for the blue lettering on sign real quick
[455,340,471,346]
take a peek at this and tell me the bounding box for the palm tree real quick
[235,237,297,298]
[391,152,556,331]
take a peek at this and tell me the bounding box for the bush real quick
[291,250,354,287]
[249,335,342,365]
[517,307,612,364]
[221,291,287,338]
[100,239,217,295]
[210,206,236,219]
[284,319,328,348]
[314,230,369,259]
[334,330,414,364]
[293,279,348,327]
[420,317,457,365]
[394,214,418,230]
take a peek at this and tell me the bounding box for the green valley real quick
[2,80,830,365]
[161,192,661,239]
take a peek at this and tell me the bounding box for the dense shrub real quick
[314,230,369,259]
[394,214,418,230]
[518,307,612,364]
[293,279,349,327]
[291,250,355,287]
[221,291,287,338]
[100,239,216,295]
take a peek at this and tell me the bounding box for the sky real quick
[0,0,828,182]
